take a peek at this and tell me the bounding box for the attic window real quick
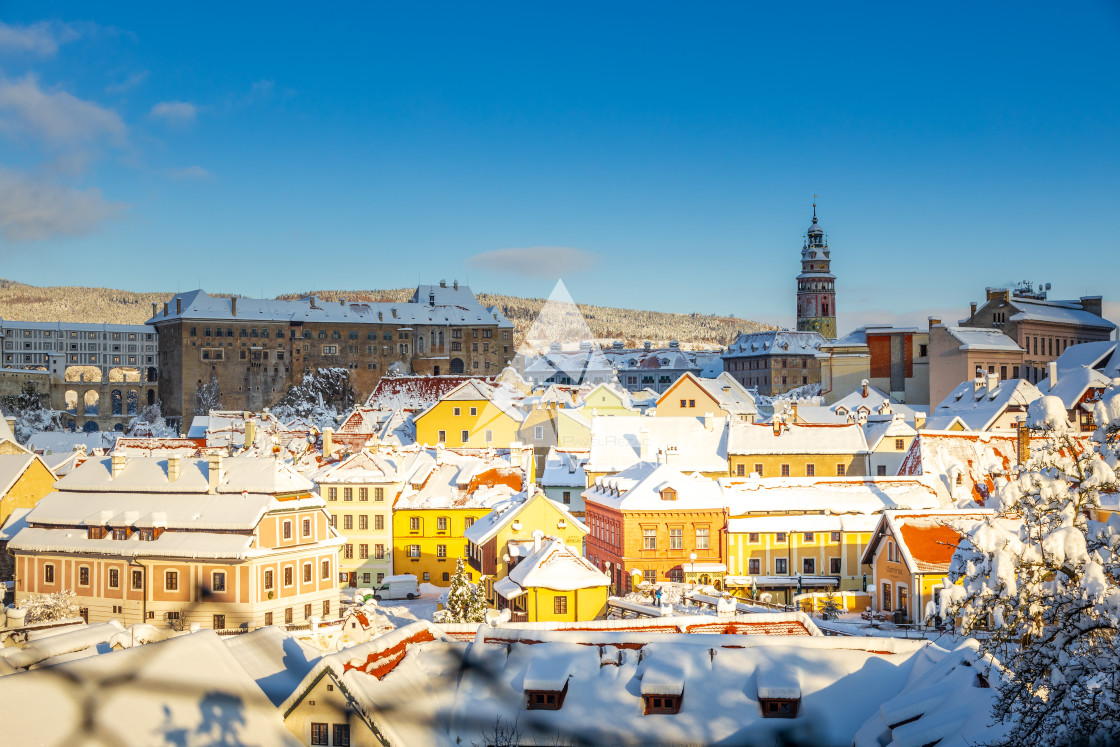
[760,698,799,718]
[87,526,107,540]
[526,683,568,710]
[661,488,677,502]
[644,695,682,715]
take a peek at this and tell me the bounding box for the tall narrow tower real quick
[795,203,837,339]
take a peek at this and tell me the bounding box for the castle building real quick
[795,204,837,340]
[146,281,514,428]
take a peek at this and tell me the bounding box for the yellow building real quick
[392,450,527,586]
[492,536,609,622]
[577,382,640,417]
[0,453,57,530]
[464,488,588,606]
[861,509,995,624]
[722,477,943,604]
[727,421,869,478]
[654,372,757,422]
[413,379,525,448]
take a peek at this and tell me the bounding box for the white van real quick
[372,574,419,601]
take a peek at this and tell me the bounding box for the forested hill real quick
[0,279,772,347]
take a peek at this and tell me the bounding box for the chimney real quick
[176,298,181,314]
[244,417,255,449]
[773,419,782,436]
[986,371,1000,390]
[208,453,223,493]
[790,403,798,422]
[1080,296,1103,318]
[167,455,181,482]
[231,297,237,316]
[638,427,649,461]
[969,301,978,318]
[928,316,941,330]
[440,279,447,288]
[974,367,985,392]
[915,411,926,430]
[151,302,157,317]
[1047,360,1058,386]
[163,302,169,316]
[532,529,544,553]
[323,427,334,458]
[110,454,127,479]
[1017,419,1031,464]
[453,280,459,290]
[861,379,869,398]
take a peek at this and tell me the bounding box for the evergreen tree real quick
[820,590,842,620]
[444,558,475,623]
[468,576,488,622]
[946,393,1120,746]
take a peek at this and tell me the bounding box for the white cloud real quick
[0,21,79,57]
[105,70,149,94]
[467,246,598,278]
[0,168,126,242]
[150,100,196,123]
[0,75,126,147]
[168,165,211,180]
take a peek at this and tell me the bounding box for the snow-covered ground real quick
[340,586,440,627]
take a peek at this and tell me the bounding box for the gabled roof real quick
[1038,365,1113,409]
[723,330,827,358]
[0,452,50,498]
[1007,297,1116,330]
[463,489,587,546]
[658,372,758,416]
[313,449,401,484]
[507,537,609,591]
[585,462,725,511]
[540,448,589,488]
[55,455,314,494]
[225,626,323,708]
[860,509,995,572]
[944,326,1023,352]
[926,378,1042,431]
[413,379,526,424]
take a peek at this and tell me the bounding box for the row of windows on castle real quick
[726,357,815,371]
[734,462,853,477]
[188,325,509,342]
[199,340,507,360]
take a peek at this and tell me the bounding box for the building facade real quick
[795,205,837,340]
[722,331,826,397]
[147,282,514,427]
[959,284,1115,385]
[8,454,342,630]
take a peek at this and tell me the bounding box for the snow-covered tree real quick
[126,401,178,437]
[0,382,63,444]
[194,377,222,415]
[18,589,79,623]
[270,367,355,429]
[469,575,488,621]
[945,393,1120,747]
[444,558,485,623]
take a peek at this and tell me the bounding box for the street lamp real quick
[688,552,697,588]
[867,583,877,629]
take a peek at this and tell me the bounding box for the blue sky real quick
[0,2,1118,334]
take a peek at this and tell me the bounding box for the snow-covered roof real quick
[508,538,609,591]
[1038,365,1112,410]
[729,422,869,455]
[586,415,729,474]
[0,506,31,541]
[853,639,1010,747]
[26,430,120,454]
[830,382,924,425]
[944,326,1023,352]
[584,462,726,511]
[110,437,204,457]
[55,454,314,494]
[147,286,512,328]
[861,509,995,573]
[728,513,880,534]
[862,414,918,451]
[463,490,587,546]
[723,330,827,358]
[540,447,589,487]
[313,449,402,484]
[393,450,525,510]
[0,630,301,746]
[1007,297,1116,330]
[224,626,322,708]
[926,377,1042,432]
[723,476,943,515]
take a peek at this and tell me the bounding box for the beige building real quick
[8,454,342,630]
[727,422,869,479]
[314,449,402,588]
[820,325,930,405]
[654,371,757,421]
[928,323,1025,407]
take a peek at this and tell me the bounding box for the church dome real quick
[807,216,823,235]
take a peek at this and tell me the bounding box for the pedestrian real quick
[654,587,663,607]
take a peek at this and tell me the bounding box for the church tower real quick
[795,202,837,339]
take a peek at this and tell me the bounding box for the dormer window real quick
[660,488,677,502]
[87,526,107,540]
[526,684,568,710]
[760,698,799,718]
[644,694,682,715]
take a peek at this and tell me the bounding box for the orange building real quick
[583,463,727,592]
